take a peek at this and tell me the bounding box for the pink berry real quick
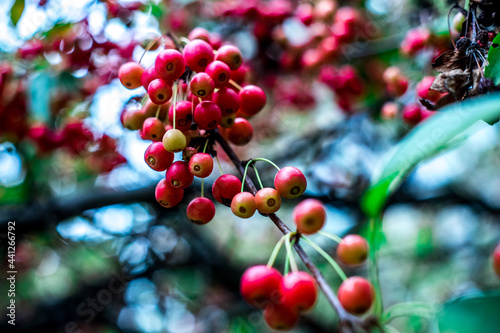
[148,79,173,105]
[118,62,144,89]
[212,174,242,206]
[239,85,266,115]
[144,142,174,171]
[194,101,222,130]
[416,76,441,102]
[274,167,307,199]
[293,199,326,235]
[141,65,158,90]
[155,178,184,208]
[142,117,166,142]
[254,188,281,214]
[402,104,423,126]
[190,72,215,98]
[188,27,211,43]
[338,277,375,315]
[187,197,216,225]
[189,152,213,178]
[213,87,240,116]
[226,117,253,145]
[240,265,282,305]
[231,192,256,218]
[168,101,193,131]
[183,39,214,72]
[205,60,231,88]
[215,45,243,70]
[155,49,186,81]
[337,235,369,266]
[280,271,318,312]
[165,161,194,189]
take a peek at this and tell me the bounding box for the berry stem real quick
[229,79,242,91]
[155,105,161,119]
[284,252,290,275]
[215,155,224,175]
[172,82,178,130]
[266,234,287,268]
[253,165,264,189]
[318,230,343,244]
[241,159,254,192]
[368,217,384,316]
[202,138,210,153]
[138,35,163,65]
[301,236,347,281]
[285,232,299,272]
[253,157,280,171]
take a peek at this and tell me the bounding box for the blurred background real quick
[1,0,500,332]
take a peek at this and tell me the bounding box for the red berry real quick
[122,109,146,130]
[212,174,242,206]
[165,161,194,189]
[255,188,281,214]
[230,64,249,84]
[213,87,240,116]
[183,39,214,72]
[119,62,144,89]
[144,142,174,171]
[190,72,215,98]
[280,271,318,312]
[141,65,158,90]
[493,243,500,277]
[239,85,266,115]
[215,45,243,70]
[194,101,222,130]
[155,178,184,208]
[416,76,441,103]
[402,104,423,126]
[155,49,186,81]
[263,304,299,331]
[187,197,216,225]
[142,117,166,141]
[148,79,173,105]
[226,117,253,145]
[205,60,231,88]
[168,101,193,131]
[231,192,257,218]
[338,277,375,315]
[220,114,236,128]
[189,152,213,178]
[337,235,369,266]
[274,167,307,199]
[188,27,211,43]
[163,128,187,153]
[240,265,282,306]
[292,199,326,234]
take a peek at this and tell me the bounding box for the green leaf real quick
[10,0,25,26]
[438,292,500,333]
[382,302,437,324]
[361,93,500,218]
[485,34,500,85]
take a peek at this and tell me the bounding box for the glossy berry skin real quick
[165,161,194,190]
[292,199,326,235]
[416,76,441,103]
[183,39,214,72]
[148,79,173,105]
[337,235,369,266]
[264,304,299,331]
[240,265,282,306]
[239,85,266,115]
[205,60,231,88]
[255,188,281,214]
[163,129,187,153]
[274,167,307,199]
[188,27,211,43]
[231,192,257,218]
[226,117,253,145]
[141,65,158,90]
[122,109,146,130]
[493,243,500,277]
[338,277,375,315]
[168,101,193,131]
[144,142,174,171]
[220,114,236,128]
[142,117,166,142]
[280,271,318,312]
[212,174,242,206]
[119,62,144,89]
[189,153,213,178]
[213,87,240,116]
[194,101,222,130]
[187,197,216,225]
[190,72,215,98]
[155,179,184,208]
[155,49,186,81]
[402,104,423,126]
[216,45,243,70]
